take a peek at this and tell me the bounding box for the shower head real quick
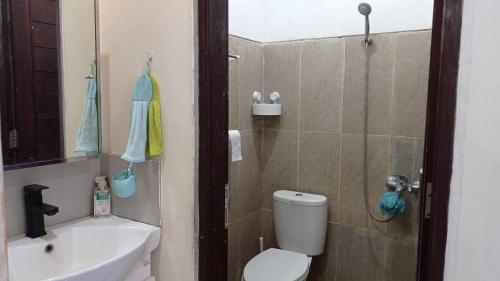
[358,3,372,16]
[358,3,372,44]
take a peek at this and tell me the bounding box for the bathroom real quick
[0,0,499,281]
[227,1,431,280]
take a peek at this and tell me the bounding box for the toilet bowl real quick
[242,190,328,281]
[242,248,312,281]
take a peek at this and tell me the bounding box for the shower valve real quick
[386,175,420,194]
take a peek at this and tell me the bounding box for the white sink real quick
[8,216,161,281]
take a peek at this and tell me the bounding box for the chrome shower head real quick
[358,3,372,16]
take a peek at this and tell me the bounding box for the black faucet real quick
[24,184,59,238]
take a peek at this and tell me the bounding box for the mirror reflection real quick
[0,0,99,168]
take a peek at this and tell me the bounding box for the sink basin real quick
[8,216,161,281]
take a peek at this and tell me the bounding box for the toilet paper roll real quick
[228,130,242,162]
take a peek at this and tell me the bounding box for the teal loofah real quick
[379,192,406,215]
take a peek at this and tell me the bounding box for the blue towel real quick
[75,78,98,153]
[379,192,406,216]
[121,71,153,163]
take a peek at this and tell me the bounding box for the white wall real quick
[99,0,197,280]
[229,0,265,41]
[60,0,97,158]
[445,1,500,281]
[230,0,434,42]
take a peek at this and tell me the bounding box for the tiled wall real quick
[4,159,100,237]
[227,36,264,280]
[228,30,431,281]
[100,154,161,226]
[4,155,161,238]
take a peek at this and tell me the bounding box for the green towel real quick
[146,73,164,157]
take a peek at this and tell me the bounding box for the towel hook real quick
[85,58,96,80]
[145,55,153,74]
[127,162,135,173]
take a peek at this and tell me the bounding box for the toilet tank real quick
[273,190,328,256]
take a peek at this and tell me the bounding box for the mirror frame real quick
[2,0,101,171]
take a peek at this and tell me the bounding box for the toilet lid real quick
[243,248,309,281]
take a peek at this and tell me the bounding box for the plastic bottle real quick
[94,176,111,218]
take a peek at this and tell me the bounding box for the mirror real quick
[0,0,99,169]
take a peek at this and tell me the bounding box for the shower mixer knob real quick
[386,175,419,194]
[408,181,420,193]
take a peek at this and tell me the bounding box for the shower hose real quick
[361,37,396,223]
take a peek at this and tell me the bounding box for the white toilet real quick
[242,190,328,281]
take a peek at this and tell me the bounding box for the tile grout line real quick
[296,42,303,192]
[385,34,398,236]
[237,39,243,225]
[337,36,346,226]
[334,37,347,281]
[236,38,243,223]
[334,222,341,281]
[328,220,417,240]
[382,234,389,281]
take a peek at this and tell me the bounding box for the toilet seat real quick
[243,248,310,281]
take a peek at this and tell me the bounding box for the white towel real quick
[228,130,242,162]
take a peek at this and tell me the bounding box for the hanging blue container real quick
[112,167,136,199]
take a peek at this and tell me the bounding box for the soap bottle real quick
[94,176,111,218]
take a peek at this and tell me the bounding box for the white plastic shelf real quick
[252,104,282,116]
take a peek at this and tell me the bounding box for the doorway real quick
[198,0,464,280]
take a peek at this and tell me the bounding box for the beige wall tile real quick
[300,38,344,132]
[413,138,425,181]
[342,34,396,135]
[339,133,365,227]
[228,152,240,223]
[237,130,263,217]
[263,42,301,130]
[390,136,416,180]
[261,129,298,209]
[366,135,391,224]
[229,35,240,57]
[4,159,100,237]
[308,223,339,281]
[261,209,277,250]
[229,58,240,130]
[392,31,432,137]
[239,39,264,131]
[238,211,262,278]
[100,155,161,226]
[387,137,421,238]
[385,236,418,281]
[386,191,420,238]
[339,134,388,231]
[336,225,386,281]
[298,131,341,223]
[228,221,240,281]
